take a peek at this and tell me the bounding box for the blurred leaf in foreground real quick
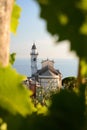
[11,2,21,34]
[20,85,86,130]
[0,66,35,116]
[35,0,87,60]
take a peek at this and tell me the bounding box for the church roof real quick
[37,65,61,76]
[32,43,36,49]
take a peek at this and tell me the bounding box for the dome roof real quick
[32,43,36,49]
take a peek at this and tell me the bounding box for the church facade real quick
[29,43,62,96]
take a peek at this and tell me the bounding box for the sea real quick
[13,58,79,79]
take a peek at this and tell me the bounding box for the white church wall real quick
[38,76,61,93]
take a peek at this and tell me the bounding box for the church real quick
[26,43,62,98]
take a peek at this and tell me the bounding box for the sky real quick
[10,0,78,59]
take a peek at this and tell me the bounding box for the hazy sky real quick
[10,0,78,59]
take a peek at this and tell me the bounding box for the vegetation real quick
[35,0,87,81]
[62,76,77,89]
[0,0,87,130]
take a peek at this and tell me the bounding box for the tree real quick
[0,0,87,130]
[62,76,77,89]
[35,0,87,81]
[0,0,35,117]
[0,0,14,66]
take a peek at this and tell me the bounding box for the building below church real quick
[24,43,62,100]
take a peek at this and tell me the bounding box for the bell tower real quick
[30,43,38,76]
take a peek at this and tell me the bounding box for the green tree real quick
[35,0,87,81]
[0,0,35,118]
[62,76,77,89]
[0,0,87,130]
[0,0,13,66]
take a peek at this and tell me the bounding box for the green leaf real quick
[0,66,34,116]
[81,60,87,77]
[11,2,21,34]
[9,53,16,65]
[35,0,87,60]
[19,86,86,130]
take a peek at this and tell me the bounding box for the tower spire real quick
[32,43,36,49]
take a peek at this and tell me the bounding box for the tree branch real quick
[0,0,14,66]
